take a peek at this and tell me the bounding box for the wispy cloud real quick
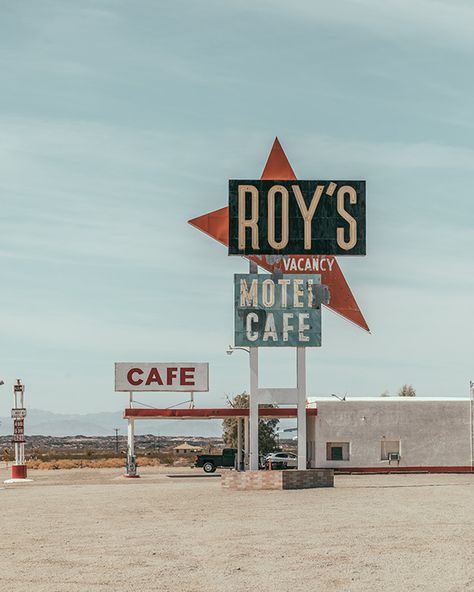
[0,1,472,415]
[238,0,474,52]
[295,135,474,171]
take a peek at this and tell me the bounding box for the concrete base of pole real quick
[124,474,140,478]
[4,478,33,484]
[11,464,27,479]
[5,463,32,483]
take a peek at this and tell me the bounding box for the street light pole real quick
[225,344,251,470]
[226,345,249,355]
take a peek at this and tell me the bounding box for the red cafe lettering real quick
[115,362,209,392]
[127,366,196,387]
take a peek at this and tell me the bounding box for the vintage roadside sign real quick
[115,363,209,392]
[12,418,25,443]
[188,138,370,332]
[262,255,335,273]
[228,179,365,256]
[13,419,24,433]
[234,274,322,347]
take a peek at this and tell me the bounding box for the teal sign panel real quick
[234,274,322,347]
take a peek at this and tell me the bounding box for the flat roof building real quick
[306,397,473,472]
[173,442,204,455]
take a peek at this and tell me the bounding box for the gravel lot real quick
[1,466,473,592]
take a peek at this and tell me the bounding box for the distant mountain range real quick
[0,408,223,437]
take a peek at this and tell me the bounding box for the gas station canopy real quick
[124,407,318,420]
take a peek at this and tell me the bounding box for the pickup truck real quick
[194,448,237,473]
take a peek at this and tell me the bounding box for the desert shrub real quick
[26,457,161,470]
[398,384,416,397]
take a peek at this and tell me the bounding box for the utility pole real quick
[114,428,119,454]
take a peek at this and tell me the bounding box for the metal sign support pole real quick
[126,391,138,478]
[127,419,135,459]
[297,348,307,470]
[249,346,259,470]
[248,259,259,471]
[236,418,242,471]
[244,416,249,470]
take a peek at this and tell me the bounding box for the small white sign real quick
[115,363,209,392]
[11,408,27,419]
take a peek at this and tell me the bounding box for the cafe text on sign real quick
[234,274,322,347]
[114,363,209,392]
[229,180,366,256]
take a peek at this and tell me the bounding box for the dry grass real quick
[26,453,194,470]
[26,456,160,470]
[18,443,199,470]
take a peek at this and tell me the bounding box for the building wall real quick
[175,448,202,455]
[308,400,472,470]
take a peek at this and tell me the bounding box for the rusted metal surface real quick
[234,273,322,347]
[188,137,369,332]
[123,407,318,419]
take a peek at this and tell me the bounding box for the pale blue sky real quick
[0,0,473,415]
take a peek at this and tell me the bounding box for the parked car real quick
[264,452,297,469]
[194,448,237,473]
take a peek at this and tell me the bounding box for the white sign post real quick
[245,258,308,472]
[115,362,209,478]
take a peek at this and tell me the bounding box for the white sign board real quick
[115,362,209,392]
[11,408,27,419]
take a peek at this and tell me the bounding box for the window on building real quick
[326,442,350,461]
[381,440,400,461]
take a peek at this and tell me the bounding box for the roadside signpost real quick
[12,419,25,442]
[189,137,368,474]
[114,362,209,477]
[188,138,369,331]
[4,379,30,482]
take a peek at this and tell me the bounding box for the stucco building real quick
[173,442,203,456]
[306,398,473,472]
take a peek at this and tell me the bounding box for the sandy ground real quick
[1,466,473,592]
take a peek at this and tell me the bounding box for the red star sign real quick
[188,138,369,332]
